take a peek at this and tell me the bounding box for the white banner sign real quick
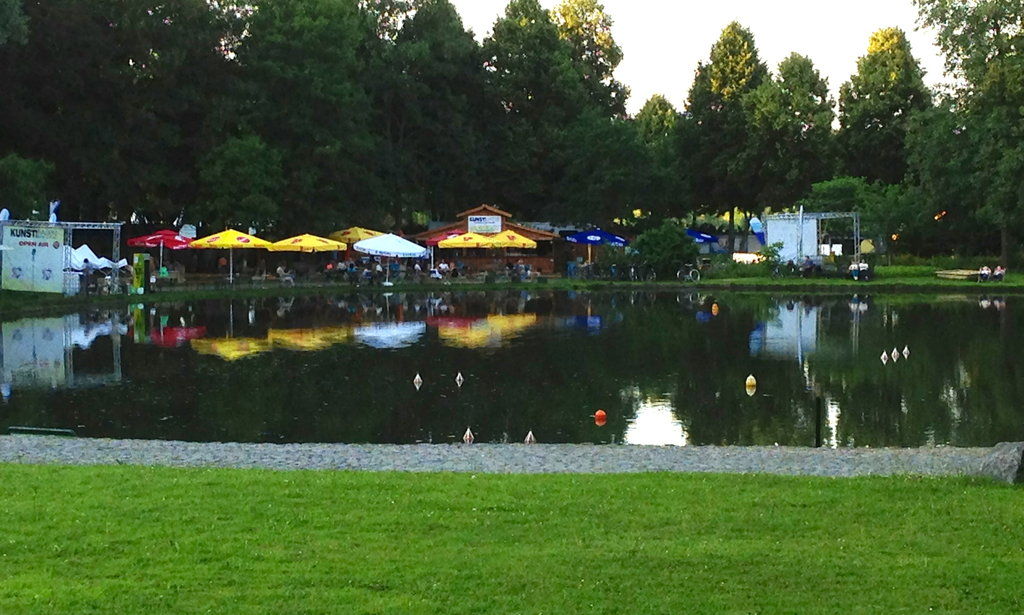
[2,225,66,293]
[467,215,502,234]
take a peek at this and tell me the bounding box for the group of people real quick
[978,265,1006,282]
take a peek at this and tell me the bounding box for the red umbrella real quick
[150,326,207,348]
[425,231,464,246]
[127,230,192,269]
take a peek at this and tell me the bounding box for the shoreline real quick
[1,274,1022,319]
[2,436,1022,483]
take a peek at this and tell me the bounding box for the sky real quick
[449,0,948,115]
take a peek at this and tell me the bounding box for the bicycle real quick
[676,262,701,283]
[628,262,657,282]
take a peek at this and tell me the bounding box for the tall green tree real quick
[553,113,650,223]
[373,0,489,225]
[635,94,678,145]
[239,0,379,234]
[551,0,627,117]
[636,95,690,218]
[0,153,51,215]
[483,0,588,218]
[0,0,242,222]
[916,0,1024,263]
[745,53,835,207]
[837,28,931,185]
[686,22,768,247]
[0,0,27,46]
[198,135,283,231]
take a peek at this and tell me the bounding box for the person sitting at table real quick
[275,263,295,285]
[993,265,1006,281]
[979,265,992,282]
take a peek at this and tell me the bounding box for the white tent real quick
[68,245,127,271]
[353,234,427,285]
[353,234,426,258]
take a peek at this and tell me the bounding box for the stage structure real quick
[0,220,123,295]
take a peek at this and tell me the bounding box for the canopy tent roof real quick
[268,234,346,252]
[425,230,464,246]
[353,233,427,258]
[126,229,192,250]
[487,230,537,249]
[190,229,270,249]
[410,205,559,243]
[686,229,719,244]
[565,228,629,247]
[329,227,383,244]
[438,232,494,249]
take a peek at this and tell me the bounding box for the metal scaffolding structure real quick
[766,209,862,260]
[0,220,123,295]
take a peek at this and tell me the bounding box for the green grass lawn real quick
[1,465,1022,614]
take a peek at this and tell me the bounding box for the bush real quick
[633,220,699,279]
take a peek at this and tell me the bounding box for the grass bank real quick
[1,265,1021,318]
[0,465,1022,613]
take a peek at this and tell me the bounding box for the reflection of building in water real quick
[0,314,124,399]
[749,302,820,361]
[623,392,688,446]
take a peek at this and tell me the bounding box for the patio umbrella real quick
[437,232,495,249]
[425,231,464,246]
[267,234,346,252]
[126,229,192,270]
[189,229,271,283]
[565,228,629,262]
[353,234,427,285]
[486,230,537,249]
[329,227,383,244]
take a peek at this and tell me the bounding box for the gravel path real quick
[2,436,1022,482]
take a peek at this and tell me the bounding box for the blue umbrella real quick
[685,229,719,244]
[565,228,629,247]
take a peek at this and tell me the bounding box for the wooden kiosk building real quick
[411,205,559,274]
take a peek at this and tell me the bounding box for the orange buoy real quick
[594,409,607,427]
[711,303,720,317]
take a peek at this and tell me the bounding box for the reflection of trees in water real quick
[5,292,1024,447]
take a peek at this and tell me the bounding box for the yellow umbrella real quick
[486,230,537,249]
[438,232,495,249]
[268,234,346,252]
[190,337,271,361]
[190,229,271,283]
[329,227,383,243]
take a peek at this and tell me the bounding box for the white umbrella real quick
[353,234,426,258]
[353,322,426,349]
[353,234,427,285]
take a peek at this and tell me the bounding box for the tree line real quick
[0,0,1020,259]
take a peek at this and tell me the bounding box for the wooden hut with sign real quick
[411,205,559,274]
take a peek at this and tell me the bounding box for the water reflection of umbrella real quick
[353,322,425,349]
[150,326,207,348]
[190,337,271,361]
[429,314,538,348]
[267,327,351,352]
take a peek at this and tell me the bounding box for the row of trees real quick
[0,0,1020,258]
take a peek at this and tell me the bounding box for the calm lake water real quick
[0,290,1020,447]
